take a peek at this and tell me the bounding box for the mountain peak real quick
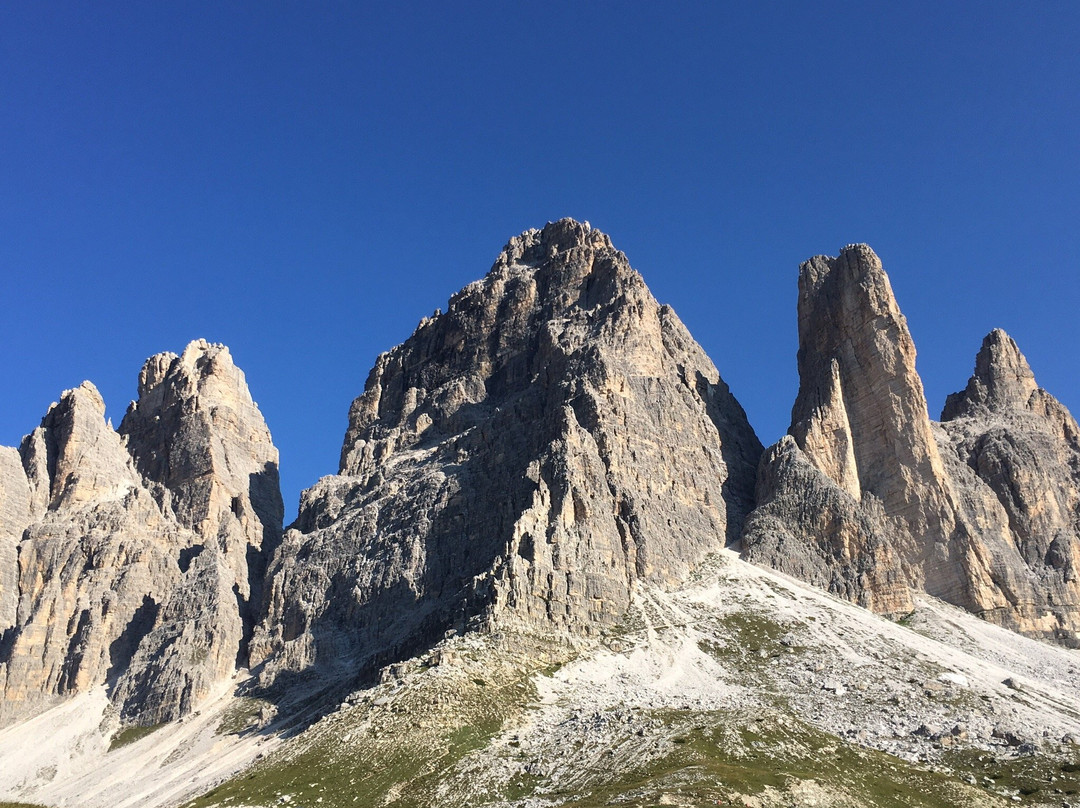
[253,220,762,688]
[493,218,615,271]
[942,328,1038,419]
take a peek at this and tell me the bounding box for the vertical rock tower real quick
[937,329,1080,642]
[743,246,1080,644]
[250,219,763,685]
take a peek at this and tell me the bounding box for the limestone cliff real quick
[0,341,282,725]
[117,340,283,647]
[249,219,763,687]
[743,247,1080,644]
[937,329,1080,643]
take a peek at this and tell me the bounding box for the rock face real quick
[937,329,1080,643]
[117,340,283,646]
[249,219,762,687]
[0,341,282,725]
[743,246,1080,644]
[5,224,1080,741]
[0,448,32,634]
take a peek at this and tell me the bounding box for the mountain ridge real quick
[2,220,1080,808]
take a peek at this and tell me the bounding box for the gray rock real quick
[0,382,189,724]
[0,341,282,726]
[0,447,31,633]
[118,339,283,615]
[938,330,1080,644]
[250,219,762,687]
[112,340,284,723]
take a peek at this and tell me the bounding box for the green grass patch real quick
[184,657,538,808]
[944,747,1080,803]
[546,710,1009,808]
[108,723,163,751]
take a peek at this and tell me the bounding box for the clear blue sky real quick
[3,3,1078,518]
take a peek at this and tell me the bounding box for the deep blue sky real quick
[3,3,1078,518]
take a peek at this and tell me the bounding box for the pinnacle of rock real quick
[0,340,283,727]
[792,244,950,523]
[746,244,1080,645]
[22,381,141,510]
[119,338,283,606]
[941,328,1039,419]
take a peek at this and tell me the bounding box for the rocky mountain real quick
[937,329,1080,641]
[0,340,282,726]
[3,221,1080,808]
[248,218,763,690]
[742,245,1080,645]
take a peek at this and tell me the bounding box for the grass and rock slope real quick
[178,550,1080,808]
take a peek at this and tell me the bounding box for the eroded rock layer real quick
[0,341,282,725]
[743,246,1080,644]
[249,219,763,687]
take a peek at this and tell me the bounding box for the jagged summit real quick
[252,220,763,687]
[746,244,1080,645]
[0,338,282,727]
[942,328,1039,419]
[340,218,655,476]
[491,218,615,269]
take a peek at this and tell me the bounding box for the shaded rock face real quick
[250,219,762,687]
[743,247,1080,644]
[0,341,282,726]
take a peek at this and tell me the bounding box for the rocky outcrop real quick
[743,247,1080,644]
[118,340,283,646]
[0,448,31,634]
[0,382,188,723]
[0,341,282,726]
[937,330,1080,643]
[740,247,935,615]
[249,219,762,687]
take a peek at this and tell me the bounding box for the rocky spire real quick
[0,341,284,727]
[791,245,954,536]
[743,245,958,614]
[251,219,763,686]
[941,329,1039,420]
[119,339,283,616]
[20,381,141,510]
[746,245,1080,645]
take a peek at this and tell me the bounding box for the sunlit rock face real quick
[249,219,763,687]
[937,329,1080,644]
[744,247,1080,645]
[0,341,283,726]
